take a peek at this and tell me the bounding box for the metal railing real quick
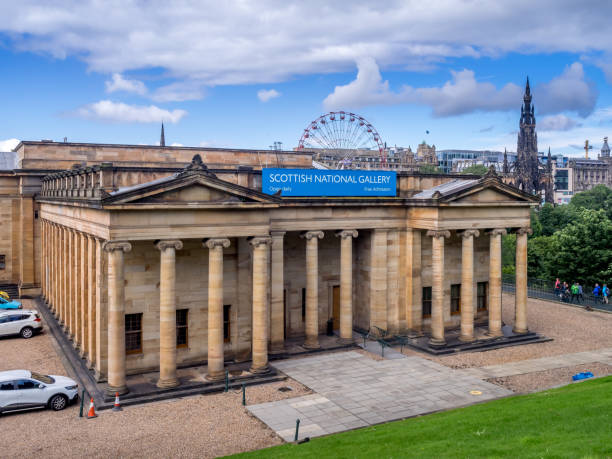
[502,274,612,312]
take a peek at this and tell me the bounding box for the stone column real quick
[41,221,46,301]
[67,229,75,337]
[488,229,507,337]
[18,197,35,296]
[426,230,450,346]
[514,227,532,334]
[94,238,109,381]
[336,230,358,343]
[301,231,324,349]
[104,241,132,396]
[80,232,89,358]
[387,229,400,335]
[250,237,272,374]
[203,238,229,382]
[61,226,68,327]
[73,231,81,348]
[369,229,388,331]
[157,239,184,388]
[87,235,97,368]
[459,230,480,342]
[406,229,422,332]
[270,232,285,353]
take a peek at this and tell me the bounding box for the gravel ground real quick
[0,300,312,458]
[399,294,612,369]
[486,362,612,394]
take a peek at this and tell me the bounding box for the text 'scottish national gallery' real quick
[0,141,536,395]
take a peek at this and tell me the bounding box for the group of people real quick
[554,278,609,309]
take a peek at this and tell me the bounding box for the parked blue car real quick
[0,297,21,309]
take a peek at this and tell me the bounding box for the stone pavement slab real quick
[248,351,510,442]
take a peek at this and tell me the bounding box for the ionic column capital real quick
[336,229,358,239]
[459,229,480,239]
[516,227,533,236]
[270,231,286,238]
[103,241,132,253]
[203,238,229,250]
[301,230,324,240]
[426,230,451,239]
[156,239,183,251]
[249,236,272,248]
[487,228,507,237]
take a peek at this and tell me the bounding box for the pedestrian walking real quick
[603,284,609,304]
[554,278,561,296]
[593,283,601,303]
[570,282,579,303]
[577,283,584,303]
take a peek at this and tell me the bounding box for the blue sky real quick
[1,1,612,157]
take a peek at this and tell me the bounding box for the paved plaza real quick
[248,351,511,441]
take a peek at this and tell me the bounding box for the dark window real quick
[16,379,37,389]
[0,381,14,390]
[0,255,5,270]
[176,309,188,348]
[223,305,231,343]
[477,282,488,311]
[422,287,432,318]
[302,288,306,319]
[0,316,9,324]
[9,315,23,322]
[125,313,143,354]
[450,284,461,315]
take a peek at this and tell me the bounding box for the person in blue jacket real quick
[603,284,609,304]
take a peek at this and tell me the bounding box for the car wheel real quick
[20,327,34,339]
[49,394,68,411]
[19,327,34,339]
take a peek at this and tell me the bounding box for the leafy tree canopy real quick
[419,164,445,174]
[459,164,489,176]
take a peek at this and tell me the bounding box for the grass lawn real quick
[233,376,612,458]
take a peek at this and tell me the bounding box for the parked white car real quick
[0,370,79,413]
[0,310,42,339]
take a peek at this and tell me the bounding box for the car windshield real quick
[0,297,6,303]
[30,372,54,384]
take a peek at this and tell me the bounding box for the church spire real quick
[160,122,166,147]
[503,148,509,174]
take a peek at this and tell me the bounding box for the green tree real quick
[460,164,488,176]
[419,164,444,174]
[537,203,575,236]
[569,184,612,220]
[549,208,612,286]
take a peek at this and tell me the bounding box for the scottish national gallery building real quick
[1,141,536,395]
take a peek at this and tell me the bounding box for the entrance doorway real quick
[332,285,340,331]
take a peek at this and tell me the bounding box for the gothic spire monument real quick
[160,122,166,147]
[513,77,553,203]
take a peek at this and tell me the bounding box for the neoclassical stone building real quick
[3,141,536,395]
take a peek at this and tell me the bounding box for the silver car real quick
[0,310,43,339]
[0,370,79,413]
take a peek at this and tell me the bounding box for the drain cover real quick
[470,390,482,395]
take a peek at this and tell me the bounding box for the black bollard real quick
[79,389,85,417]
[242,383,246,406]
[224,369,229,393]
[294,418,301,442]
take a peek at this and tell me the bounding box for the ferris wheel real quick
[296,112,385,168]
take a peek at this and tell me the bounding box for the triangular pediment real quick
[103,171,279,205]
[441,177,539,204]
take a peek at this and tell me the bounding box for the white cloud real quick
[539,114,580,131]
[105,73,147,95]
[535,63,597,117]
[3,2,612,86]
[257,89,281,102]
[324,58,521,116]
[0,138,19,151]
[170,142,183,147]
[76,100,187,123]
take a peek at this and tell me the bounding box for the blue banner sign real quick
[262,169,396,197]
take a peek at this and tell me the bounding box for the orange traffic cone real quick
[112,392,122,412]
[87,397,98,419]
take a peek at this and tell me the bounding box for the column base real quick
[79,348,87,359]
[205,371,224,382]
[250,364,270,375]
[428,337,446,347]
[458,335,475,343]
[86,359,95,370]
[157,377,180,388]
[105,385,128,397]
[337,336,354,345]
[303,337,320,350]
[269,344,286,355]
[486,329,504,338]
[512,327,528,334]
